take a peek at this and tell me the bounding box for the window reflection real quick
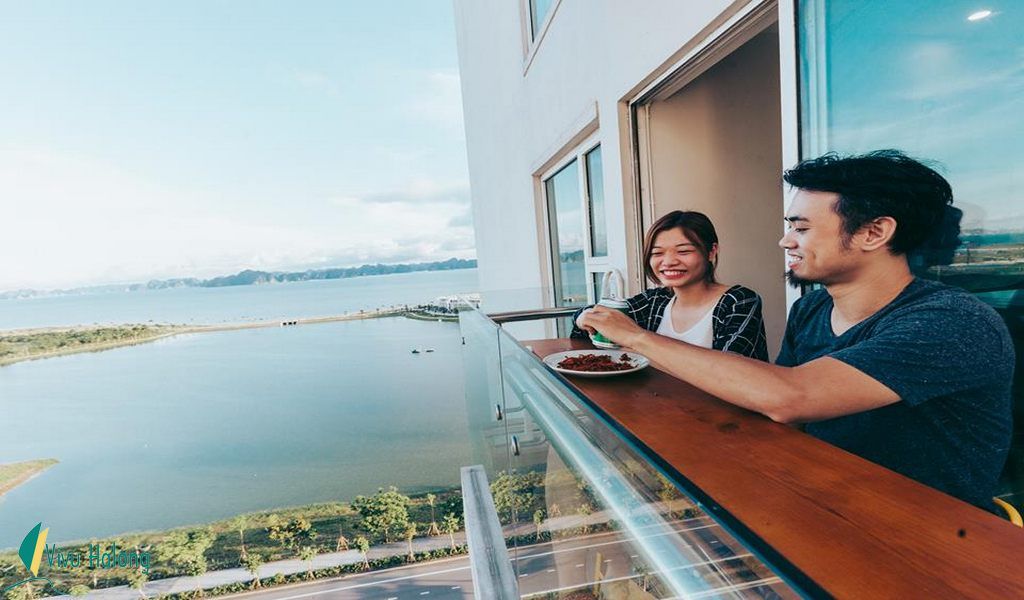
[586,146,608,258]
[545,160,587,309]
[799,0,1024,509]
[530,0,554,40]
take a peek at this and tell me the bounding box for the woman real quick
[573,210,769,361]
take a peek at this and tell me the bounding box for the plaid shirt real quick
[571,285,769,361]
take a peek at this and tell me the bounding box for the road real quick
[221,517,783,599]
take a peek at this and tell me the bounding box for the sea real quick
[0,269,479,548]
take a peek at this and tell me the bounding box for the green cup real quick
[590,297,630,349]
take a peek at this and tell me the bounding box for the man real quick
[579,150,1014,510]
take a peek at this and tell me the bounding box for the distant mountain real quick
[0,258,477,300]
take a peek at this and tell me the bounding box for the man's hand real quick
[578,305,647,347]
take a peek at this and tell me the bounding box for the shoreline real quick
[0,308,408,367]
[0,459,59,497]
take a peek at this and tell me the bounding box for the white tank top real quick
[655,297,715,348]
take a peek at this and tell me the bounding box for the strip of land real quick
[0,459,58,496]
[0,489,468,597]
[0,308,406,367]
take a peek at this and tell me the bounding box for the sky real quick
[803,0,1023,230]
[0,1,474,292]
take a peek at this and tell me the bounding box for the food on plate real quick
[556,353,635,372]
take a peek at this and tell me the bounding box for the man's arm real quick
[580,306,899,423]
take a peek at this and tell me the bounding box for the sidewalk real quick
[44,504,674,599]
[44,532,468,600]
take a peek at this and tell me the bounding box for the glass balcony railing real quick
[458,298,802,599]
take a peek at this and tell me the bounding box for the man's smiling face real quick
[779,189,857,287]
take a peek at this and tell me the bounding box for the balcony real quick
[458,295,1024,598]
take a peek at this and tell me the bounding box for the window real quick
[798,0,1024,509]
[585,146,608,258]
[542,142,610,321]
[545,160,586,309]
[529,0,554,41]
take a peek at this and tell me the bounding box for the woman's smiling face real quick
[649,227,715,288]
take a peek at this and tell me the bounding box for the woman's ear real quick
[708,243,719,264]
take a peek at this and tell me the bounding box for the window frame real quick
[520,0,564,75]
[539,133,609,309]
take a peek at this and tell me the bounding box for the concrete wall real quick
[453,0,743,312]
[646,25,786,355]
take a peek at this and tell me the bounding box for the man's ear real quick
[858,216,898,252]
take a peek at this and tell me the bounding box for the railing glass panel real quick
[461,300,803,598]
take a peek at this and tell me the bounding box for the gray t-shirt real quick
[777,278,1014,509]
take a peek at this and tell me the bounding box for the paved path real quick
[43,532,468,600]
[188,516,780,600]
[43,506,697,599]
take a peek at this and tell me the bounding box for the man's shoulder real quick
[875,280,1013,358]
[890,279,1006,328]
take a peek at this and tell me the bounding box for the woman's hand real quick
[579,305,647,348]
[576,309,597,334]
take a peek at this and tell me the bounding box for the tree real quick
[532,509,546,541]
[298,546,317,580]
[404,523,417,561]
[490,471,541,523]
[354,536,371,570]
[227,515,249,556]
[265,514,283,547]
[241,552,264,589]
[267,516,316,550]
[655,473,681,519]
[426,494,441,536]
[156,529,215,597]
[577,503,592,534]
[632,561,652,592]
[335,525,350,552]
[441,513,460,551]
[126,569,148,599]
[352,487,411,543]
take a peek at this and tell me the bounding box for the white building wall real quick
[454,0,749,309]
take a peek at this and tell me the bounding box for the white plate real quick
[542,349,650,378]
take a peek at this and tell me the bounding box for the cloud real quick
[447,208,474,228]
[0,146,476,291]
[439,232,476,252]
[318,179,477,270]
[402,68,466,135]
[331,179,469,207]
[895,42,1024,102]
[316,232,476,268]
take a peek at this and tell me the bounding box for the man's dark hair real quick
[783,150,953,254]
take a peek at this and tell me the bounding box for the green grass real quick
[0,325,180,365]
[0,459,58,496]
[0,488,462,595]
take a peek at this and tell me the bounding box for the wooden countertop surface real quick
[528,338,1024,598]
